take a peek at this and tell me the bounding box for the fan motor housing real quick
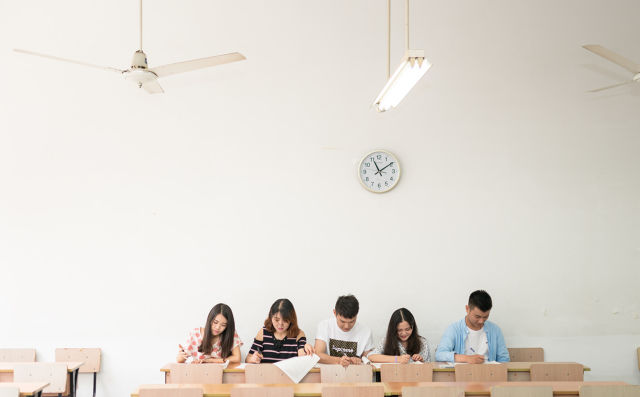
[131,50,148,69]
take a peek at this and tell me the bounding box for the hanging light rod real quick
[373,0,431,112]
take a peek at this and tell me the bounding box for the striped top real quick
[249,327,307,363]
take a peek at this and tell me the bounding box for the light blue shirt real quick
[435,318,510,362]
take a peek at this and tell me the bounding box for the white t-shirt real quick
[315,316,373,357]
[464,326,488,357]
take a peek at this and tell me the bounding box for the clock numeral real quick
[390,176,394,181]
[365,177,369,182]
[370,157,374,162]
[392,168,396,174]
[377,155,382,160]
[385,181,389,186]
[362,169,366,174]
[364,162,370,167]
[377,183,381,188]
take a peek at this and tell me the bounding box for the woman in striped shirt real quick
[246,298,315,363]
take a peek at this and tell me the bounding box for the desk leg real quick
[93,373,97,397]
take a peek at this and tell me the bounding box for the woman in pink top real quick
[177,303,243,363]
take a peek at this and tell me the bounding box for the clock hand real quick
[373,160,381,176]
[379,162,394,173]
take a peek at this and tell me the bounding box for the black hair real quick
[383,308,423,356]
[468,290,492,312]
[198,303,236,359]
[335,294,359,319]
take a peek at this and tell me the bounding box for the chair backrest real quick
[491,385,553,397]
[454,363,507,382]
[401,386,465,397]
[0,349,36,362]
[0,386,20,397]
[244,364,293,384]
[508,348,544,362]
[230,386,294,397]
[139,385,203,397]
[321,384,384,397]
[380,363,433,382]
[320,365,373,383]
[529,363,583,381]
[55,348,101,373]
[13,362,68,393]
[579,385,640,397]
[167,363,223,384]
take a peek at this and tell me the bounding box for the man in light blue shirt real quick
[435,290,510,363]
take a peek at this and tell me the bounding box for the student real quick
[177,303,243,363]
[435,290,510,363]
[246,298,314,363]
[314,294,373,366]
[368,308,431,363]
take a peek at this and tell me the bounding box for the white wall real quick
[1,0,639,396]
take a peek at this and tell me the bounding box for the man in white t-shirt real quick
[314,294,374,366]
[435,290,510,363]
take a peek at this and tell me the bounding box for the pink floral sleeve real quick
[183,328,205,360]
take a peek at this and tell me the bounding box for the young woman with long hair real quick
[177,303,243,363]
[246,298,314,363]
[368,308,431,363]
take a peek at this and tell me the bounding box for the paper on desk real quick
[274,354,320,384]
[234,363,247,369]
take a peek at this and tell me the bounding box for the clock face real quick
[358,150,401,193]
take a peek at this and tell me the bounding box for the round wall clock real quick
[358,150,401,193]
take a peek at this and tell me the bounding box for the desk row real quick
[161,362,591,384]
[133,381,638,397]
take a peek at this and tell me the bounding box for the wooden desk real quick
[432,362,591,382]
[132,381,627,397]
[0,382,49,397]
[0,362,83,397]
[161,362,591,384]
[161,363,322,384]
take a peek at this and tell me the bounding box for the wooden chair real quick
[380,363,433,382]
[230,386,294,397]
[12,362,67,397]
[321,384,384,397]
[579,385,640,397]
[244,364,293,384]
[0,349,36,362]
[167,363,223,384]
[454,363,507,382]
[0,386,20,397]
[508,348,544,362]
[139,385,203,397]
[529,363,583,381]
[320,365,373,383]
[491,385,553,397]
[56,348,101,397]
[402,386,464,397]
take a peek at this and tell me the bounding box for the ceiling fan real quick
[582,44,640,92]
[14,0,246,94]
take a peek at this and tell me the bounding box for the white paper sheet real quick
[274,354,320,384]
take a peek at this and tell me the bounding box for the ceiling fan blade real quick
[14,49,124,73]
[150,52,246,78]
[142,79,164,94]
[582,45,640,74]
[588,80,634,93]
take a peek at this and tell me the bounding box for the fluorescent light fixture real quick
[373,0,431,112]
[374,50,431,112]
